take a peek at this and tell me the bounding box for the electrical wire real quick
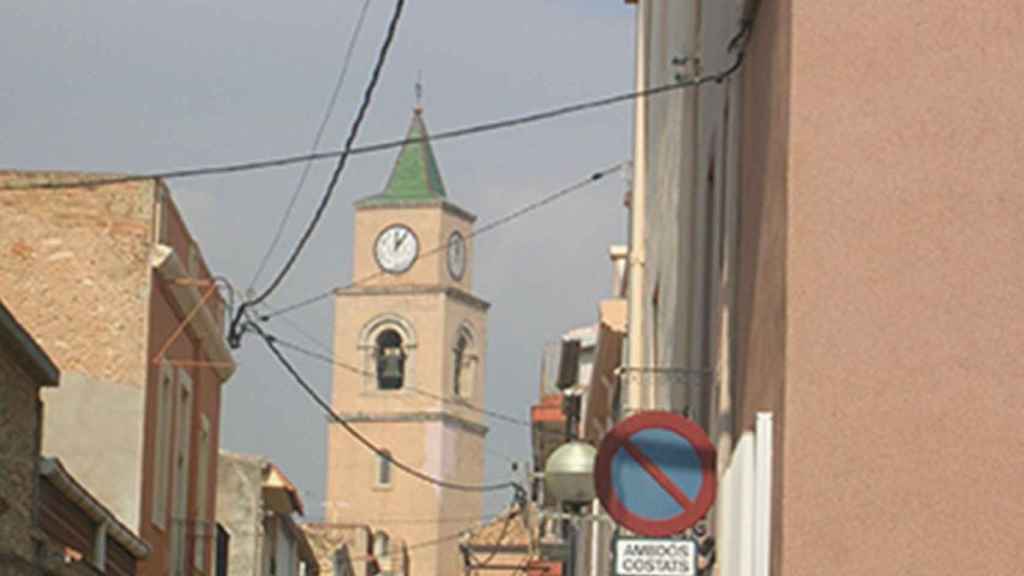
[258,163,623,321]
[248,0,374,293]
[237,0,406,327]
[345,508,521,564]
[0,40,748,194]
[267,334,540,430]
[466,511,517,568]
[249,320,523,495]
[262,315,536,459]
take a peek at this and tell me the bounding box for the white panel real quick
[718,431,754,576]
[753,413,774,576]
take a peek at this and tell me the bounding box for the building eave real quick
[39,457,150,559]
[335,284,490,311]
[150,244,237,381]
[334,410,489,437]
[353,197,477,223]
[0,300,60,387]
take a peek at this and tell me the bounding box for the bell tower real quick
[325,108,489,576]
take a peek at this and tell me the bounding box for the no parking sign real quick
[595,411,717,537]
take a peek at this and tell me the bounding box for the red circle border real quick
[594,411,717,537]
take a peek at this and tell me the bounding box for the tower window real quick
[375,330,405,390]
[453,335,468,397]
[377,451,392,486]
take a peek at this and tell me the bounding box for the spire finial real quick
[414,70,423,114]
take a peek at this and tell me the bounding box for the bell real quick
[379,354,404,380]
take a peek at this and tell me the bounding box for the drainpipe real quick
[625,0,649,417]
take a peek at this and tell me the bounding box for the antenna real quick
[415,70,423,112]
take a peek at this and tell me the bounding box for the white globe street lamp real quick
[544,441,597,507]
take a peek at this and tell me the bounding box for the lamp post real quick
[544,441,597,576]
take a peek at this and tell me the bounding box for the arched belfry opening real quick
[358,314,417,392]
[452,325,477,398]
[376,329,406,390]
[452,333,468,397]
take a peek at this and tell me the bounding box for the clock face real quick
[375,224,419,273]
[447,231,466,280]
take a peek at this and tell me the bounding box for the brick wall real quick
[0,347,43,571]
[0,173,156,387]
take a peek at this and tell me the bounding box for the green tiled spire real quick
[375,109,446,202]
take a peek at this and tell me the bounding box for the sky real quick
[1,1,635,521]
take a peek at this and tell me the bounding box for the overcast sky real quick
[1,1,634,520]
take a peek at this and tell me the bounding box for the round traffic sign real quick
[595,411,716,536]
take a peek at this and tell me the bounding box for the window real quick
[452,335,468,397]
[333,547,352,576]
[170,369,193,576]
[375,330,405,390]
[374,532,392,576]
[187,243,200,278]
[376,451,392,487]
[194,415,211,570]
[152,363,174,529]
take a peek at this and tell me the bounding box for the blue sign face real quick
[611,428,704,520]
[595,411,717,537]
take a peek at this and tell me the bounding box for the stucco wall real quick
[782,1,1024,574]
[327,418,484,576]
[216,454,266,576]
[732,0,793,570]
[40,373,145,530]
[140,274,226,576]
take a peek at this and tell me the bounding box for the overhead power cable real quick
[248,0,374,292]
[236,0,407,333]
[268,334,535,429]
[346,514,516,564]
[261,325,533,463]
[0,39,748,193]
[258,163,624,321]
[249,320,522,495]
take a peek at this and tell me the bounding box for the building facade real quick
[0,302,149,576]
[300,524,369,576]
[325,109,489,576]
[215,452,318,576]
[37,457,150,576]
[528,247,626,576]
[0,172,236,576]
[625,1,1024,575]
[0,300,61,574]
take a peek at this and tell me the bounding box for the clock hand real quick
[395,231,406,250]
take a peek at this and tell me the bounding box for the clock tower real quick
[325,108,489,576]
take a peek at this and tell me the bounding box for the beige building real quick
[300,523,383,576]
[625,1,1024,575]
[461,504,559,576]
[325,109,489,576]
[0,172,236,576]
[215,452,318,576]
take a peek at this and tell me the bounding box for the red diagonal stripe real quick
[621,438,695,511]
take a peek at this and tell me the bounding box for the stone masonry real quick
[0,349,42,574]
[0,302,60,576]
